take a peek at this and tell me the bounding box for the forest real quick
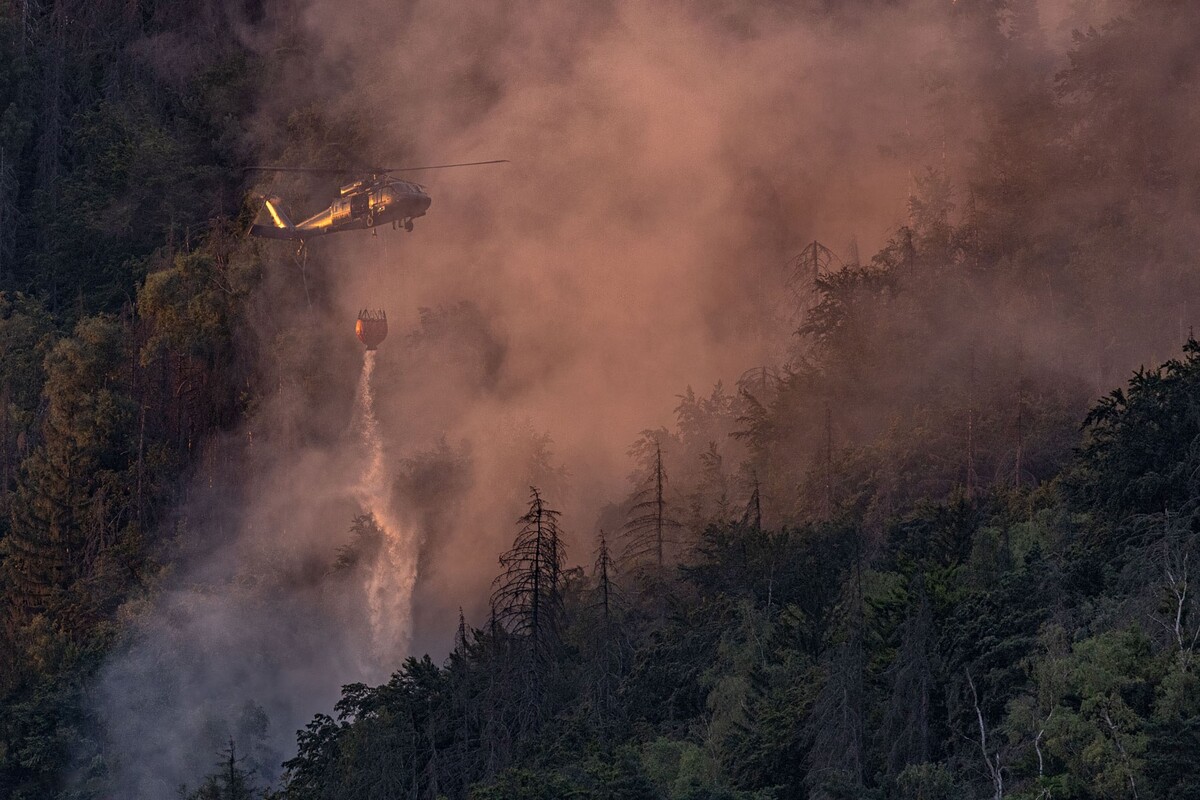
[3,0,1200,799]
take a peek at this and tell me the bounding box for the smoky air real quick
[4,0,1189,797]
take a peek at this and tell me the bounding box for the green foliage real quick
[2,314,138,640]
[278,656,455,800]
[1144,670,1200,798]
[0,656,98,800]
[893,763,960,800]
[0,11,268,789]
[469,768,578,800]
[1031,629,1155,798]
[1069,338,1200,521]
[139,246,256,368]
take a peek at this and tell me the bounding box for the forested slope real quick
[267,344,1200,800]
[2,1,1200,799]
[0,2,277,795]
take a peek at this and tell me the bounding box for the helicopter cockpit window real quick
[331,198,350,222]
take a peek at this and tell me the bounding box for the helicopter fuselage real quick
[251,179,431,241]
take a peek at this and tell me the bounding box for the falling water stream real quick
[353,349,420,662]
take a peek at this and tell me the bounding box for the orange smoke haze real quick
[311,0,975,647]
[90,1,1133,794]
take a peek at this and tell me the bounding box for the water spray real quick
[351,311,418,663]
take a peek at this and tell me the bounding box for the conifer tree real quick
[480,488,568,750]
[490,487,567,670]
[592,531,613,624]
[620,438,682,569]
[589,530,624,724]
[185,738,258,800]
[1,315,135,631]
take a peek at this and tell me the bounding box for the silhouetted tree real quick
[490,487,567,715]
[184,738,258,800]
[587,530,625,726]
[620,437,682,570]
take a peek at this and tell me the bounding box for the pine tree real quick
[490,487,567,678]
[881,580,937,777]
[1,315,136,632]
[185,738,258,800]
[620,438,682,570]
[595,531,615,627]
[589,530,624,725]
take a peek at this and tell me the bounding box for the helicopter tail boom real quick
[249,196,302,240]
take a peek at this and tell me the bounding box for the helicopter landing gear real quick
[404,218,414,232]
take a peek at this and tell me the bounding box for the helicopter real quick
[246,160,508,243]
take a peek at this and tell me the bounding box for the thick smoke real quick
[87,0,1136,794]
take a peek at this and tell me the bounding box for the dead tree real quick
[620,439,682,569]
[490,487,567,711]
[966,669,1004,800]
[590,530,626,725]
[595,530,617,627]
[1139,505,1200,671]
[786,240,840,322]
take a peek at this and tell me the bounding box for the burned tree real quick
[490,487,567,665]
[620,437,683,569]
[487,488,568,738]
[588,530,626,726]
[595,530,617,627]
[786,240,840,324]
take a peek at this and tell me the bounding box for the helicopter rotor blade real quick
[244,160,509,176]
[244,166,360,175]
[377,160,510,173]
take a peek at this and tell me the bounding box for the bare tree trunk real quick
[1152,507,1200,671]
[1100,708,1138,799]
[967,669,1003,800]
[1034,708,1053,779]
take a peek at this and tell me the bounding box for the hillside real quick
[2,1,1200,799]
